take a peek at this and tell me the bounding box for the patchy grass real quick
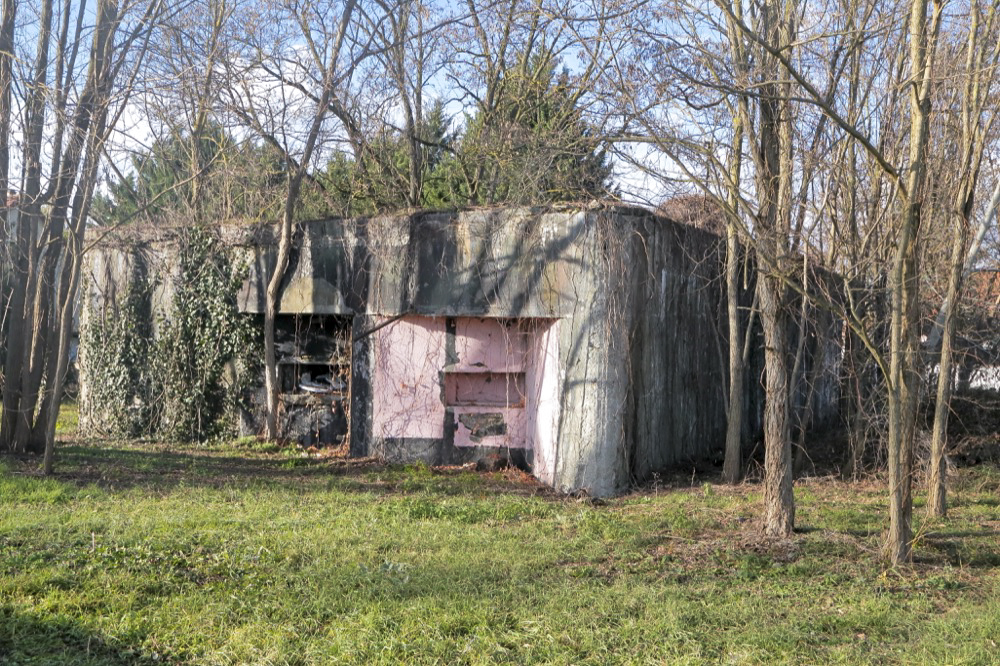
[55,401,80,435]
[1,438,998,665]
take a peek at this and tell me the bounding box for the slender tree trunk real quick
[263,203,294,440]
[721,118,746,483]
[721,0,753,485]
[9,0,56,452]
[722,215,745,483]
[261,0,358,440]
[43,239,83,474]
[0,0,12,198]
[886,0,940,565]
[789,256,810,474]
[925,0,999,515]
[927,221,966,516]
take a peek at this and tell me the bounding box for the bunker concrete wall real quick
[81,206,844,497]
[338,209,630,496]
[622,215,732,480]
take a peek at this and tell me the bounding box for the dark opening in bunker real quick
[275,314,352,447]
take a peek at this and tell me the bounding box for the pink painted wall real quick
[372,315,560,463]
[453,318,529,371]
[372,315,447,440]
[444,373,526,407]
[448,318,529,448]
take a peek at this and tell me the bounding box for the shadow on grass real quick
[963,497,1000,508]
[922,529,1000,568]
[0,605,159,665]
[5,443,547,500]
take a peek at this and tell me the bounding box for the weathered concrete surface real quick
[624,214,731,478]
[234,209,586,318]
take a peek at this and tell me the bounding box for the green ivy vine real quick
[152,226,258,441]
[80,227,259,441]
[79,256,155,438]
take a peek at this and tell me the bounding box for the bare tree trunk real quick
[754,0,797,537]
[886,0,941,565]
[722,213,745,483]
[0,0,12,278]
[8,0,57,452]
[0,0,22,451]
[789,256,810,474]
[927,221,966,516]
[42,219,88,474]
[887,220,921,563]
[721,129,745,483]
[759,271,794,535]
[0,0,12,201]
[263,200,294,440]
[392,1,423,207]
[925,0,1000,516]
[19,0,114,453]
[923,181,1000,352]
[261,0,358,440]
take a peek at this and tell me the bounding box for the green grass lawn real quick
[1,438,998,665]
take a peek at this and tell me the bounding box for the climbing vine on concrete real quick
[79,257,155,438]
[153,226,259,441]
[81,227,258,441]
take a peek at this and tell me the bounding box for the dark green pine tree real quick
[92,126,287,226]
[457,53,612,206]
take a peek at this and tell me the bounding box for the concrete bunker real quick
[80,205,843,496]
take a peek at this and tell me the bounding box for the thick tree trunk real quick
[13,261,53,452]
[0,0,21,451]
[759,270,794,535]
[0,221,29,450]
[748,0,796,536]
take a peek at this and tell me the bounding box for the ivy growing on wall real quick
[79,257,155,438]
[153,226,258,441]
[80,227,258,441]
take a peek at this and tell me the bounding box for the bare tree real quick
[599,0,807,530]
[0,0,166,466]
[221,0,361,440]
[925,0,1000,516]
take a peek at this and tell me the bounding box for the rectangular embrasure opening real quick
[444,372,526,408]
